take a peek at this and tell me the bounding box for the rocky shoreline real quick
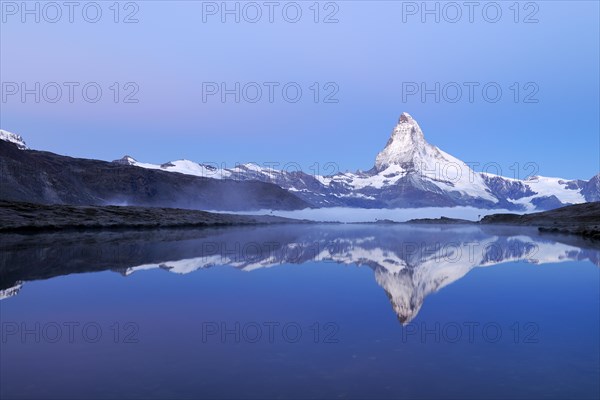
[1,201,599,239]
[479,201,600,239]
[406,202,600,239]
[0,201,309,233]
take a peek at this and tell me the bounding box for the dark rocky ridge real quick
[406,216,472,224]
[480,202,600,239]
[0,140,309,211]
[0,201,308,232]
[480,201,600,239]
[404,202,600,239]
[480,201,600,226]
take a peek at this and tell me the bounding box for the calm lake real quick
[1,224,599,399]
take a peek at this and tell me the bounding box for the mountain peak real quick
[113,155,138,165]
[0,129,28,150]
[374,113,428,171]
[398,112,414,124]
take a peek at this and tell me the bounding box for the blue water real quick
[1,225,598,399]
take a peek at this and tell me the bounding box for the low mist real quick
[213,207,521,223]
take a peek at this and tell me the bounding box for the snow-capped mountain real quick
[0,129,28,150]
[1,114,596,210]
[112,113,598,211]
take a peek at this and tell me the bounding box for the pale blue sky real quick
[1,1,598,179]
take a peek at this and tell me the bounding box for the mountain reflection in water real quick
[1,224,598,323]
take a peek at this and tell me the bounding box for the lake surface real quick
[1,224,599,399]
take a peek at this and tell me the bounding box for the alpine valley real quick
[1,113,598,211]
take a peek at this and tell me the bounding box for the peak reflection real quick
[1,225,598,322]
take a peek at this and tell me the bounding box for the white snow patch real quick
[0,129,28,150]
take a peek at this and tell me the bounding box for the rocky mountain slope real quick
[0,137,309,211]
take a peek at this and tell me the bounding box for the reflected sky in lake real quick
[1,224,599,399]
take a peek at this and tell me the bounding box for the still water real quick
[1,224,599,399]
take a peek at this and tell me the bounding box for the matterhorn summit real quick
[373,113,497,203]
[374,112,431,171]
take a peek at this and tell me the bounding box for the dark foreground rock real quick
[0,201,308,232]
[406,216,473,224]
[481,202,600,239]
[402,203,600,239]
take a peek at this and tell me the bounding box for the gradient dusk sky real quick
[1,1,598,180]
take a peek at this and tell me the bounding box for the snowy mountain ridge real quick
[112,113,598,211]
[2,114,597,210]
[0,130,28,150]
